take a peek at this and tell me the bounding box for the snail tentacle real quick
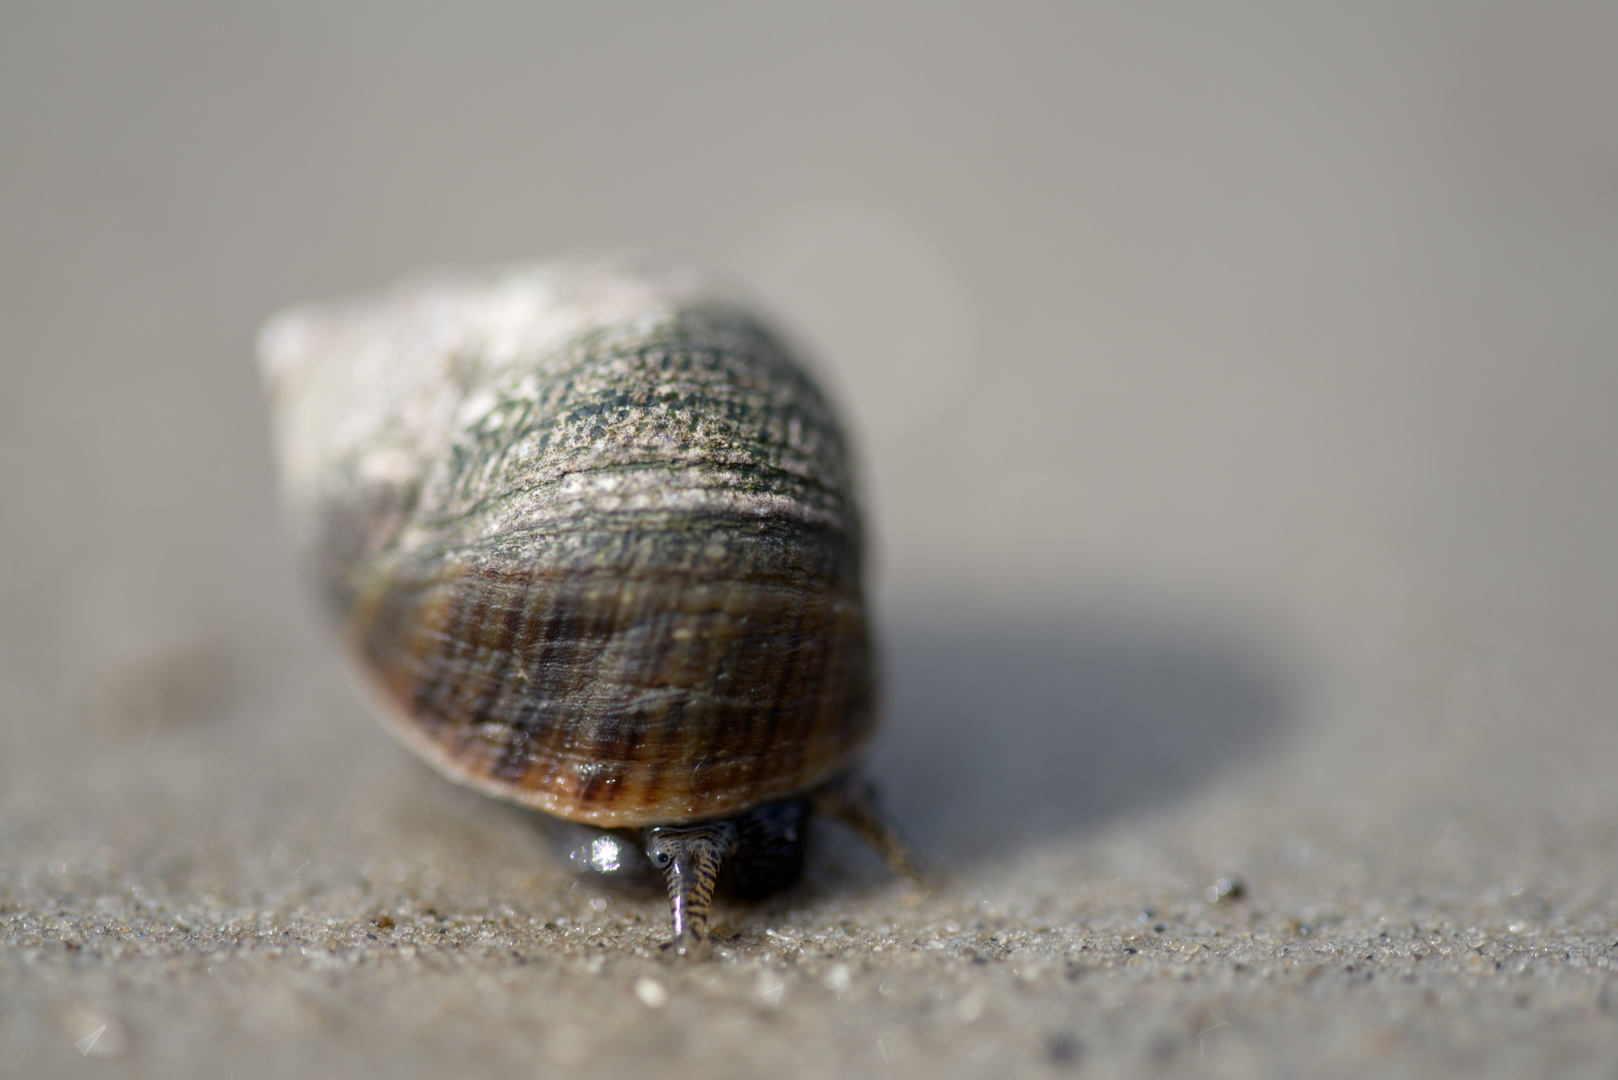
[645,821,740,956]
[810,773,928,885]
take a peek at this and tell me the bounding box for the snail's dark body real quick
[259,256,913,952]
[557,797,810,898]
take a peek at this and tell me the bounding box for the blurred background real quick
[3,4,1616,1077]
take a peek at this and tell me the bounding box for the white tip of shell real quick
[252,252,738,393]
[255,307,316,392]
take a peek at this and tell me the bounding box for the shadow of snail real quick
[873,613,1290,860]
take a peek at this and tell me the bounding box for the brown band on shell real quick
[349,514,873,826]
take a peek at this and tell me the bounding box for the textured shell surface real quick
[258,254,874,826]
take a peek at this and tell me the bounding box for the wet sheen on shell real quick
[258,256,875,826]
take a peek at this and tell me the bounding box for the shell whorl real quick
[259,256,875,825]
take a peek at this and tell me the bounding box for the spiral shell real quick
[257,255,875,828]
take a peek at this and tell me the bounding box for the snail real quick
[257,254,919,954]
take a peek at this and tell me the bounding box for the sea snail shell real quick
[257,254,918,954]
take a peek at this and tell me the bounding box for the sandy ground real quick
[3,5,1618,1078]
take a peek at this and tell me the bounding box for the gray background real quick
[3,4,1617,1078]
